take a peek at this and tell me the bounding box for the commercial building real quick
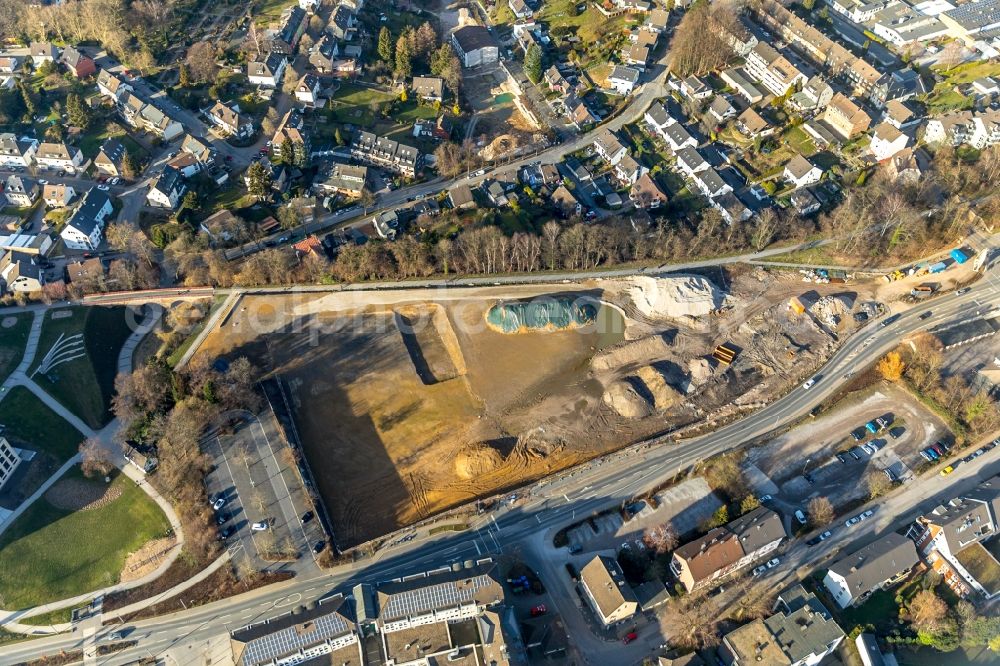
[451,25,499,68]
[580,556,639,626]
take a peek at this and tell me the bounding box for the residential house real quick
[0,252,44,293]
[451,25,499,68]
[718,16,758,56]
[167,152,202,178]
[674,146,709,177]
[924,109,1000,149]
[545,66,571,94]
[856,633,888,666]
[509,0,533,19]
[823,533,919,608]
[883,99,919,129]
[568,98,598,128]
[789,75,834,113]
[791,187,821,216]
[593,129,628,165]
[486,181,509,207]
[272,109,309,158]
[412,115,453,140]
[715,192,751,224]
[580,556,639,627]
[247,53,287,88]
[448,184,476,209]
[327,4,356,40]
[61,188,113,250]
[973,77,1000,96]
[718,585,845,666]
[146,165,186,209]
[206,101,254,139]
[743,42,806,97]
[847,58,883,97]
[317,162,368,197]
[134,102,184,141]
[670,507,785,591]
[298,0,320,11]
[827,0,884,23]
[60,46,95,78]
[412,76,444,102]
[885,147,928,184]
[907,475,1000,599]
[42,183,76,208]
[230,595,362,666]
[551,184,581,217]
[293,235,324,259]
[663,122,698,152]
[707,96,737,124]
[97,69,131,101]
[269,5,306,54]
[94,137,127,177]
[609,66,641,95]
[870,122,910,162]
[614,153,645,185]
[4,175,38,207]
[181,134,215,165]
[29,42,59,65]
[351,131,420,177]
[35,142,83,172]
[645,8,670,33]
[680,75,711,100]
[644,102,676,141]
[630,172,667,209]
[783,154,823,188]
[294,73,322,106]
[624,44,651,70]
[822,93,872,140]
[720,68,764,104]
[869,68,926,108]
[309,34,338,72]
[0,134,37,168]
[65,257,105,287]
[736,108,773,137]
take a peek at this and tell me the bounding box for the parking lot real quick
[745,383,950,512]
[203,408,325,567]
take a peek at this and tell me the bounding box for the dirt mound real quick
[454,443,506,480]
[687,357,718,390]
[603,379,654,418]
[591,333,674,372]
[480,134,519,162]
[636,365,681,410]
[621,275,725,319]
[45,476,122,511]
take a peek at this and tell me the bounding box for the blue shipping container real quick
[950,248,968,264]
[929,261,947,273]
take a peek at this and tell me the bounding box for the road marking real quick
[272,593,302,608]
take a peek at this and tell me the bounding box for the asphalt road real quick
[5,271,997,666]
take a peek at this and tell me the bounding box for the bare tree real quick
[80,438,115,478]
[865,470,892,500]
[807,496,835,527]
[185,41,218,84]
[642,523,679,554]
[660,595,721,650]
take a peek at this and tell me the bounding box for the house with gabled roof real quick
[294,73,322,106]
[0,134,37,168]
[35,142,83,172]
[631,172,667,209]
[823,533,919,607]
[783,154,823,189]
[411,76,444,102]
[29,42,59,64]
[146,165,186,210]
[207,101,255,139]
[62,187,113,250]
[94,138,127,177]
[4,175,38,207]
[247,53,287,88]
[581,556,639,627]
[60,46,95,78]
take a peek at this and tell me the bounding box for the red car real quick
[623,632,638,645]
[530,604,546,617]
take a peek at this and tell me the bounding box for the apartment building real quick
[350,131,421,177]
[743,42,807,97]
[924,109,1000,149]
[317,162,369,197]
[671,507,785,592]
[580,556,640,627]
[35,142,83,172]
[908,475,1000,599]
[0,134,37,168]
[822,93,872,139]
[823,533,919,608]
[61,188,113,250]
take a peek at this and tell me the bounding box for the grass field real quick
[0,313,32,384]
[327,83,397,128]
[0,387,85,462]
[0,466,171,609]
[31,307,133,429]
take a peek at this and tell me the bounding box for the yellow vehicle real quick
[940,466,954,476]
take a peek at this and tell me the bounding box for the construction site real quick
[194,266,924,547]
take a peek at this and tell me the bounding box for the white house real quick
[644,102,676,141]
[61,188,113,250]
[298,0,320,11]
[593,129,628,165]
[823,534,919,608]
[692,168,732,199]
[35,142,83,172]
[663,122,698,152]
[295,73,322,106]
[0,134,36,169]
[451,25,499,68]
[42,183,76,208]
[247,53,287,88]
[146,166,186,209]
[783,154,823,189]
[870,122,911,162]
[608,65,640,95]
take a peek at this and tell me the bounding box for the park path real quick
[0,305,203,632]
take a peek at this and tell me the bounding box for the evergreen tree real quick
[279,138,295,165]
[121,151,140,180]
[179,63,191,87]
[395,34,413,80]
[378,26,394,62]
[66,93,91,128]
[292,141,307,168]
[246,161,272,200]
[16,80,35,119]
[525,44,543,84]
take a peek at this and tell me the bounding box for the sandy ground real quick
[195,270,894,546]
[120,536,178,584]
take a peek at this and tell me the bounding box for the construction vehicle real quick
[713,344,738,365]
[950,248,969,264]
[928,261,947,274]
[883,270,905,283]
[974,248,990,272]
[789,297,805,315]
[910,284,935,298]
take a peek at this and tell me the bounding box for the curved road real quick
[3,274,997,665]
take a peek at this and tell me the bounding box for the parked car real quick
[889,427,904,439]
[818,530,832,541]
[836,453,848,463]
[313,540,326,553]
[849,449,861,460]
[758,495,773,502]
[794,510,807,524]
[884,469,896,482]
[623,632,638,645]
[301,511,314,523]
[859,509,874,520]
[861,443,874,455]
[251,520,269,531]
[211,497,226,511]
[530,604,547,617]
[766,557,780,569]
[846,516,861,527]
[940,465,954,476]
[218,525,235,540]
[752,564,767,576]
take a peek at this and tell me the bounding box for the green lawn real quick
[925,88,973,114]
[783,125,818,157]
[327,83,397,127]
[0,467,171,609]
[0,386,85,462]
[0,313,33,384]
[31,307,133,429]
